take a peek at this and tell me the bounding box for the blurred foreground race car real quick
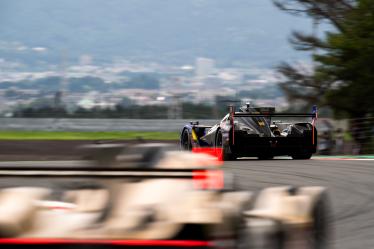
[181,104,318,160]
[0,144,331,249]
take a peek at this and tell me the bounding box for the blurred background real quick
[0,0,373,155]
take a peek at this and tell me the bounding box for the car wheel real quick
[291,152,312,160]
[244,219,285,249]
[258,155,274,160]
[216,130,235,161]
[181,129,192,151]
[215,130,224,160]
[309,193,332,249]
[235,215,251,249]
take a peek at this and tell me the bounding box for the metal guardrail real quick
[0,117,372,154]
[0,118,218,132]
[0,117,343,132]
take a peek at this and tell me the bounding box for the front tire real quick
[310,193,332,249]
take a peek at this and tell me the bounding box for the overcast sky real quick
[0,0,315,69]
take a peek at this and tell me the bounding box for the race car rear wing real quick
[233,113,317,118]
[230,105,317,119]
[229,105,317,119]
[229,105,318,145]
[0,166,199,179]
[0,166,225,191]
[0,157,225,191]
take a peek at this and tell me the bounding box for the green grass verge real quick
[0,131,179,141]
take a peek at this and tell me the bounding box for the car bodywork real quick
[0,143,330,249]
[181,104,318,160]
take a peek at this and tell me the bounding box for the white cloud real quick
[181,65,194,71]
[32,47,47,52]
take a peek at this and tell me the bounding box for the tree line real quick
[274,0,374,152]
[12,103,227,119]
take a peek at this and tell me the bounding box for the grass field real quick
[0,131,179,140]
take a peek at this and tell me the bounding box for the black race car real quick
[181,103,318,160]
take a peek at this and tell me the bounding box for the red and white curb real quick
[312,157,374,161]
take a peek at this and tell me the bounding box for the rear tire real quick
[216,130,236,161]
[181,129,192,151]
[291,152,312,160]
[258,155,274,160]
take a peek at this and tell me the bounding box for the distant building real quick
[54,91,63,108]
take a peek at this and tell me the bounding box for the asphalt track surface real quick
[0,157,373,248]
[225,157,374,249]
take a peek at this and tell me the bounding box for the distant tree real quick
[118,96,135,107]
[182,103,215,119]
[315,0,374,117]
[15,106,68,118]
[275,0,374,152]
[273,0,352,106]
